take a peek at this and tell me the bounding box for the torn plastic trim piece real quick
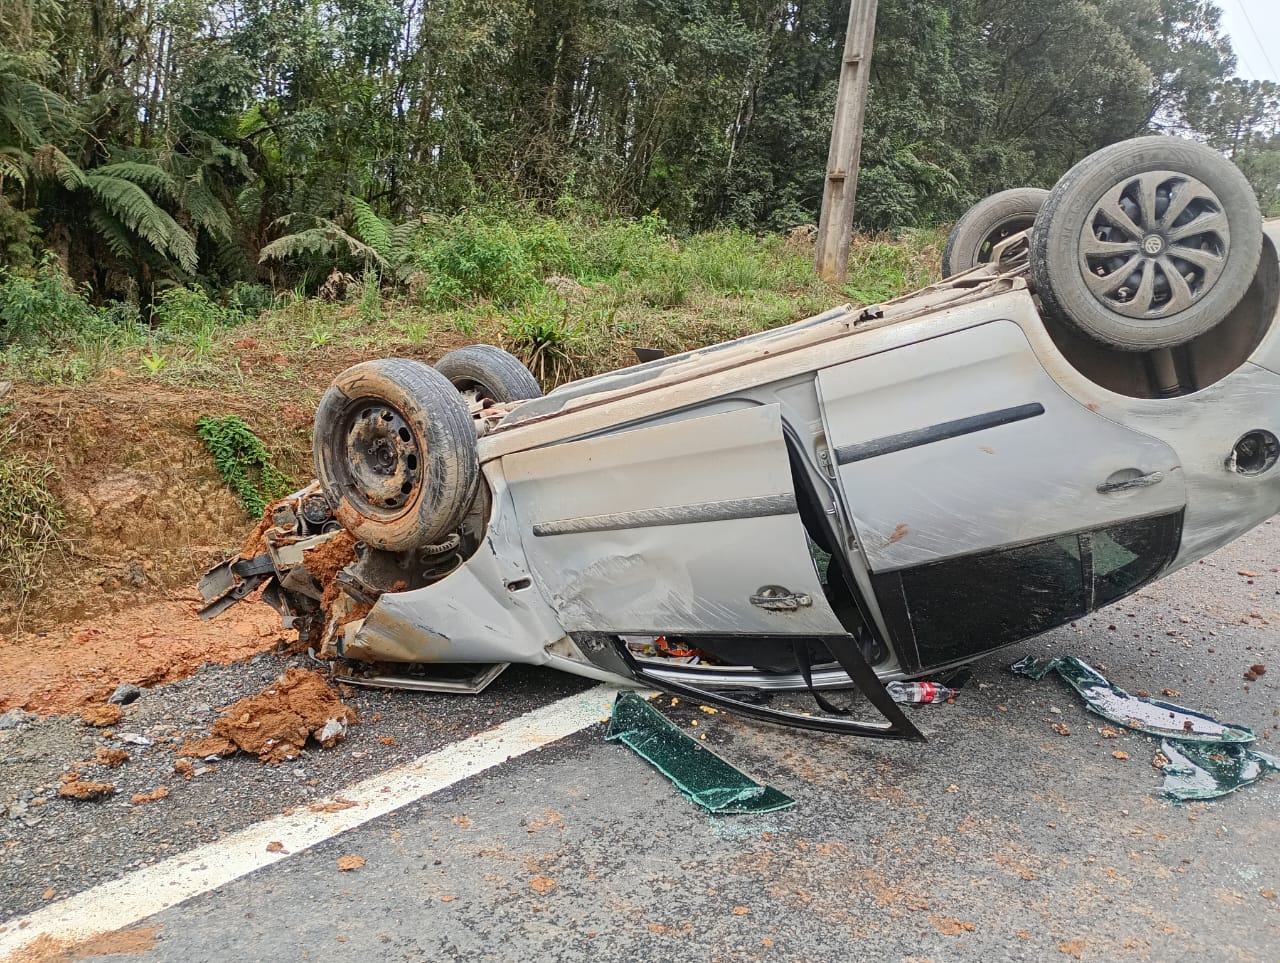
[605,691,795,814]
[1159,739,1280,801]
[1010,655,1254,744]
[613,635,925,740]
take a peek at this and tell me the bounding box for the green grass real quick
[0,415,66,618]
[0,217,945,390]
[843,229,947,305]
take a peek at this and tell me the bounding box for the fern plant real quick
[195,415,293,517]
[37,146,199,274]
[259,195,419,284]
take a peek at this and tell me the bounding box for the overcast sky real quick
[1219,0,1279,83]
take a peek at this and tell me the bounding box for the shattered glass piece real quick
[1159,739,1280,801]
[605,691,795,815]
[1010,656,1254,744]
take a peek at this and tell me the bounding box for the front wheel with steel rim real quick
[1031,136,1263,351]
[434,344,542,405]
[313,359,480,552]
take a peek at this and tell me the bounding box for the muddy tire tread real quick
[313,359,480,551]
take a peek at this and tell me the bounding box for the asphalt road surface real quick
[2,521,1278,962]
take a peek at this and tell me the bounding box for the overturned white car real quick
[203,136,1280,738]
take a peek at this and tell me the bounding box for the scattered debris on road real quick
[1158,739,1279,801]
[337,855,365,871]
[130,786,170,805]
[605,692,794,815]
[1011,656,1254,743]
[1013,655,1278,800]
[529,875,557,894]
[178,667,356,764]
[107,684,143,706]
[93,747,129,768]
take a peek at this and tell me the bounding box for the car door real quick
[501,403,845,638]
[817,319,1187,671]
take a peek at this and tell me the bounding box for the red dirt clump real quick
[238,511,274,560]
[0,599,286,716]
[80,704,123,727]
[130,786,170,805]
[337,601,373,626]
[183,667,357,764]
[57,776,116,801]
[305,531,358,615]
[176,735,238,759]
[94,747,130,767]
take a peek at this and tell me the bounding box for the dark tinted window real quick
[1089,513,1183,607]
[872,512,1183,673]
[887,533,1087,668]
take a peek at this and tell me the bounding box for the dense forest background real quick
[1,0,1277,304]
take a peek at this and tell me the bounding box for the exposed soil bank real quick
[0,381,316,631]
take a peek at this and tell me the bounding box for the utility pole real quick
[814,0,878,284]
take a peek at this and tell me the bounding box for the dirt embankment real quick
[1,381,313,633]
[0,378,320,714]
[0,338,486,714]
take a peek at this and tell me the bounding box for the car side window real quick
[1087,514,1183,608]
[873,512,1183,673]
[883,533,1089,670]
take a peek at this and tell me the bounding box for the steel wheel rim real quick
[1078,169,1230,322]
[339,400,422,515]
[977,215,1036,264]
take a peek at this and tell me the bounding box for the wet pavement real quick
[2,521,1278,961]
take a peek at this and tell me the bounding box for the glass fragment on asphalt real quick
[1011,655,1276,801]
[1010,656,1254,743]
[605,691,795,815]
[1158,739,1280,801]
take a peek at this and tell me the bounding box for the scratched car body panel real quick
[202,139,1280,736]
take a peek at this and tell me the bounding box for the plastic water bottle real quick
[885,681,957,704]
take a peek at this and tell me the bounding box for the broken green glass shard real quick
[1159,739,1280,801]
[605,691,795,815]
[1010,656,1254,744]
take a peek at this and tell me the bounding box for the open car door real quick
[502,403,842,638]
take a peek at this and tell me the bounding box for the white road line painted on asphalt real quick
[0,684,620,958]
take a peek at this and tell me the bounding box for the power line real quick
[1233,0,1279,81]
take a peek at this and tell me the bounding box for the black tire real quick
[313,359,479,552]
[1031,136,1263,351]
[434,345,542,403]
[942,188,1049,277]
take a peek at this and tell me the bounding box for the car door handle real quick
[750,586,813,611]
[1097,470,1164,494]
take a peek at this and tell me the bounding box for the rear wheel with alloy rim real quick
[1031,136,1263,351]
